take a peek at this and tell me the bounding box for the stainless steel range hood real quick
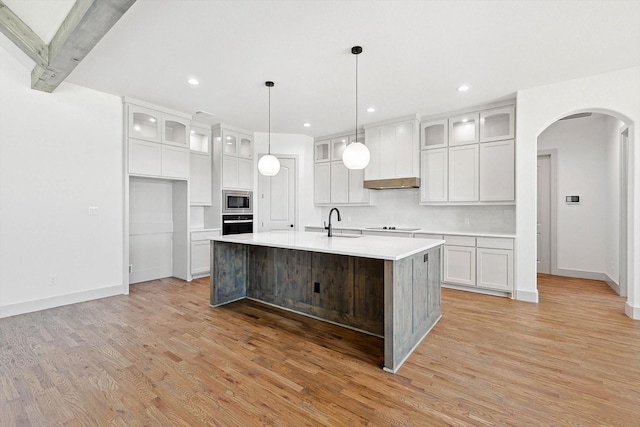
[363,177,421,190]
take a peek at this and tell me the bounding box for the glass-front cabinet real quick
[238,134,253,158]
[189,127,210,154]
[129,106,161,142]
[331,137,348,161]
[449,113,480,146]
[223,131,238,156]
[314,140,330,162]
[480,106,515,142]
[163,118,188,147]
[421,119,448,149]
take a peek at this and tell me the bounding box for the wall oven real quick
[222,214,254,235]
[222,190,252,214]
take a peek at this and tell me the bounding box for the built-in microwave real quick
[222,190,252,214]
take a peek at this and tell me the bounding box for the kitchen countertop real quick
[211,230,444,261]
[304,225,515,239]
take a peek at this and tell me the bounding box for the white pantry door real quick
[537,155,551,274]
[258,157,296,231]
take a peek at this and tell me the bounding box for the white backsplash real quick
[319,188,515,233]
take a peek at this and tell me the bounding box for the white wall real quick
[0,38,124,317]
[604,115,624,284]
[537,115,610,277]
[253,132,321,228]
[317,189,516,233]
[515,66,640,319]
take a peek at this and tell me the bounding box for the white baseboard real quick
[553,268,605,281]
[625,302,640,320]
[604,273,620,295]
[441,283,511,298]
[514,289,539,303]
[0,285,123,319]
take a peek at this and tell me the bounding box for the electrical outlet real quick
[49,275,56,286]
[129,265,133,273]
[314,282,320,293]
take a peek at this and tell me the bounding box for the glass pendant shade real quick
[258,153,281,176]
[342,141,370,169]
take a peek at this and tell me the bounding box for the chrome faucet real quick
[324,208,342,237]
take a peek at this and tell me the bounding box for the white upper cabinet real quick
[330,161,349,204]
[364,115,420,181]
[420,149,448,203]
[314,163,331,204]
[315,140,331,163]
[129,106,161,142]
[479,139,515,201]
[448,144,479,202]
[449,113,480,146]
[238,134,253,159]
[162,117,189,147]
[421,119,448,150]
[479,106,515,143]
[223,131,238,156]
[216,126,253,190]
[190,126,210,154]
[189,124,212,206]
[331,137,348,162]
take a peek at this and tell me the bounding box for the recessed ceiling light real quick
[187,78,200,85]
[457,85,470,92]
[366,107,375,113]
[303,123,311,127]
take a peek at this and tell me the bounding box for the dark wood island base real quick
[210,234,443,373]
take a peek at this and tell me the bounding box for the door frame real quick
[257,153,299,232]
[537,150,558,275]
[619,126,630,297]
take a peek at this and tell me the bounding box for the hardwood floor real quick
[1,274,639,426]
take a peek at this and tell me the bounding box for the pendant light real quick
[342,46,370,170]
[258,81,281,176]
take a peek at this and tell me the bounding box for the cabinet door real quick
[162,115,189,147]
[129,139,161,176]
[314,163,331,204]
[479,139,514,202]
[191,241,211,276]
[331,137,348,161]
[330,161,349,204]
[421,119,448,150]
[420,149,448,202]
[449,144,479,202]
[129,105,161,142]
[314,140,331,163]
[190,126,210,154]
[237,157,253,190]
[222,155,238,189]
[480,106,515,143]
[395,120,417,176]
[348,168,369,204]
[190,152,212,205]
[238,133,253,159]
[443,245,476,286]
[477,248,513,291]
[222,131,239,156]
[161,145,189,179]
[449,113,479,146]
[364,127,381,180]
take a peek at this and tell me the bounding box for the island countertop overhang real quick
[210,230,444,261]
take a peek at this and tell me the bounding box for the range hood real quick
[363,177,421,190]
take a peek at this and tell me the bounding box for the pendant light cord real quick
[355,51,358,144]
[268,84,271,154]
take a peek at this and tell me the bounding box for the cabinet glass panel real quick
[480,107,514,142]
[239,136,252,158]
[421,120,447,149]
[332,138,348,161]
[164,120,187,145]
[315,140,330,162]
[449,114,479,146]
[190,129,209,153]
[223,133,238,155]
[132,112,160,140]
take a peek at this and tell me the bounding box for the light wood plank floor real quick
[1,274,639,426]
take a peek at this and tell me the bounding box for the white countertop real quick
[304,225,515,239]
[211,231,444,261]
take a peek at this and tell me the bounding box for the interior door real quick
[537,155,551,273]
[259,157,296,230]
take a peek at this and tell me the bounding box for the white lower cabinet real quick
[190,229,221,277]
[442,235,514,293]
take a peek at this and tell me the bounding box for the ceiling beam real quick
[30,0,137,93]
[0,1,48,68]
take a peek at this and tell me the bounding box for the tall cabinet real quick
[420,104,515,205]
[213,124,253,191]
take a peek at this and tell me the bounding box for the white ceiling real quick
[5,0,640,137]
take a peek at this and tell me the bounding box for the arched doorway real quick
[535,111,630,300]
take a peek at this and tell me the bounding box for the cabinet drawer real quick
[477,237,514,250]
[444,235,476,247]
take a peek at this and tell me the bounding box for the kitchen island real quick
[209,231,444,373]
